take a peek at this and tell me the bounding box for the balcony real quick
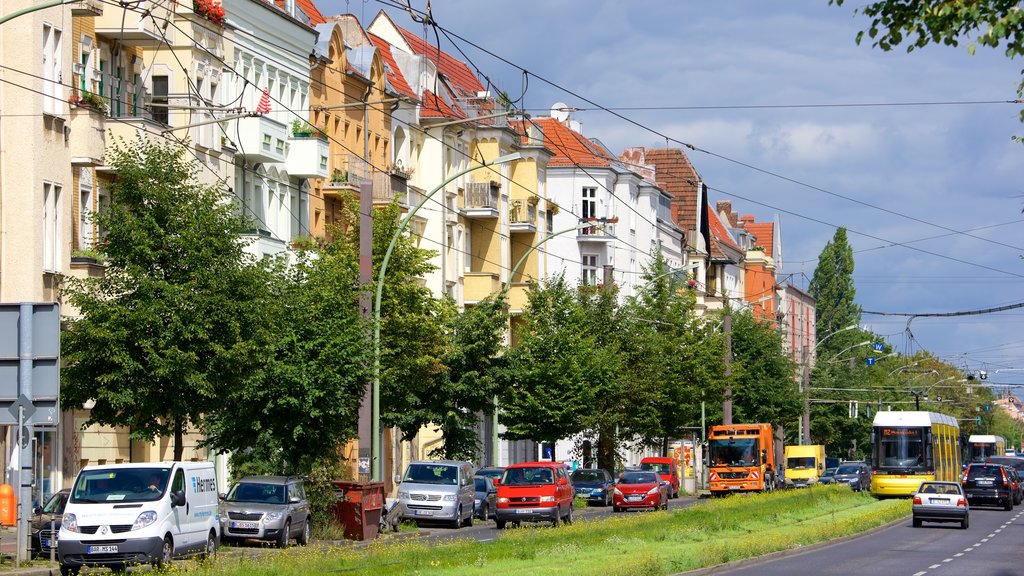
[507,284,530,313]
[462,181,500,218]
[105,115,166,145]
[68,106,107,167]
[509,201,537,234]
[577,220,616,243]
[69,0,103,16]
[95,0,170,46]
[286,135,329,179]
[235,115,288,163]
[372,171,411,208]
[464,272,501,304]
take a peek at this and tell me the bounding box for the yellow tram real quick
[870,411,961,497]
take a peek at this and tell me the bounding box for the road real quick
[411,495,702,545]
[713,505,1024,576]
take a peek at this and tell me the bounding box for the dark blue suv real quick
[570,468,614,506]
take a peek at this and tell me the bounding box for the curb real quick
[670,514,910,576]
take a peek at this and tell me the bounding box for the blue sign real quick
[865,357,876,366]
[872,342,884,352]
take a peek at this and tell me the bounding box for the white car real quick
[912,481,969,529]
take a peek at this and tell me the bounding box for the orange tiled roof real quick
[746,222,774,257]
[641,148,700,233]
[367,33,416,100]
[707,205,742,258]
[272,0,325,25]
[420,89,465,119]
[394,25,485,98]
[533,118,612,168]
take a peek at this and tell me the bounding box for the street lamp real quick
[371,152,522,481]
[798,323,859,444]
[826,341,872,363]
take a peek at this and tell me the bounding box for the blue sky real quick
[322,1,1024,389]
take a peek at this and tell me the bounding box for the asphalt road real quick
[412,495,702,545]
[713,504,1024,576]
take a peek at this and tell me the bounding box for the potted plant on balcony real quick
[69,91,108,114]
[289,235,321,250]
[291,120,326,139]
[71,248,106,265]
[193,0,225,26]
[329,170,349,184]
[526,195,539,206]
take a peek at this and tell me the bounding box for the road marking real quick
[942,558,953,563]
[929,564,941,569]
[995,529,1002,533]
[478,538,493,542]
[913,572,928,576]
[954,553,964,557]
[982,538,990,542]
[964,548,974,552]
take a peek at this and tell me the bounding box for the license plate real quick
[728,485,741,490]
[230,521,260,530]
[414,509,433,516]
[516,508,533,514]
[627,495,642,501]
[87,545,118,554]
[43,539,53,548]
[932,498,949,504]
[978,480,993,486]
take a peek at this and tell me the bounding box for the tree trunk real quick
[596,428,616,472]
[173,420,184,461]
[661,436,669,457]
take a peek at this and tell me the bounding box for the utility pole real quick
[801,346,810,444]
[723,314,733,425]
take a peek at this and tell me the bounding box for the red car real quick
[640,456,680,498]
[613,470,669,512]
[494,462,575,529]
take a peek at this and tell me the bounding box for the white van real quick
[57,461,220,574]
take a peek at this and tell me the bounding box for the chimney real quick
[716,201,732,216]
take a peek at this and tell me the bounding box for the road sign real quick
[865,357,876,366]
[872,342,884,352]
[0,303,60,426]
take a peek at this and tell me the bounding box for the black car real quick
[832,461,871,492]
[570,468,614,506]
[31,489,70,558]
[961,463,1014,510]
[985,456,1024,504]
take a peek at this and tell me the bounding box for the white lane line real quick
[983,537,991,541]
[930,564,942,569]
[995,529,1002,533]
[913,572,928,576]
[943,558,954,563]
[478,538,493,542]
[987,533,996,537]
[954,553,964,557]
[964,547,974,552]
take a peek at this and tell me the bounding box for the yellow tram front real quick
[870,411,960,497]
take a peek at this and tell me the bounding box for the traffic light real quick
[848,401,859,418]
[976,416,982,425]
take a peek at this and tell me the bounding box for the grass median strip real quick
[197,487,908,576]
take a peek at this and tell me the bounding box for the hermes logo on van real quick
[191,477,217,494]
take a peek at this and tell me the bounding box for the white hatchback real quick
[912,481,969,529]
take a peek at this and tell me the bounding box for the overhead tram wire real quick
[522,99,1021,112]
[378,0,1024,255]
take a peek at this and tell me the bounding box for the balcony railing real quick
[578,219,616,242]
[372,171,411,207]
[69,0,103,16]
[455,97,510,128]
[94,0,170,46]
[286,135,329,179]
[463,181,500,217]
[509,202,537,233]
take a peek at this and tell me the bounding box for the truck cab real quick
[784,445,827,488]
[708,423,777,495]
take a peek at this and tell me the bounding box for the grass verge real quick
[197,486,908,576]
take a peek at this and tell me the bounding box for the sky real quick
[322,1,1024,390]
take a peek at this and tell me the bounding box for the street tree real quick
[728,310,801,431]
[809,228,862,354]
[61,137,276,461]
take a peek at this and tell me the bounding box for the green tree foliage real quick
[576,284,625,471]
[728,310,801,430]
[809,228,861,355]
[61,137,276,460]
[831,0,1024,126]
[202,234,370,473]
[499,276,614,449]
[429,293,509,461]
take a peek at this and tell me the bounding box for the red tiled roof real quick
[746,222,774,257]
[641,148,700,233]
[273,0,325,25]
[533,118,612,168]
[420,89,465,119]
[707,205,742,257]
[367,33,416,100]
[394,25,485,98]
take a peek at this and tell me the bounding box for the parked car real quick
[961,463,1014,510]
[396,460,475,528]
[31,489,70,559]
[613,470,669,512]
[818,467,837,485]
[221,476,311,547]
[570,468,614,506]
[832,461,871,492]
[475,467,505,482]
[912,481,969,529]
[639,457,680,498]
[494,461,574,529]
[473,476,497,520]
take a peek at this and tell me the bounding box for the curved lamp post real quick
[371,152,521,481]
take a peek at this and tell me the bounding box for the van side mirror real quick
[492,478,501,486]
[33,506,43,515]
[218,492,226,501]
[171,491,186,508]
[559,477,567,485]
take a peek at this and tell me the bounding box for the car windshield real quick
[787,457,816,469]
[70,467,171,503]
[571,470,606,482]
[476,469,503,479]
[501,467,554,485]
[620,472,658,484]
[473,477,488,492]
[226,482,286,504]
[710,439,759,466]
[836,465,861,475]
[639,462,671,474]
[402,464,459,485]
[42,491,67,514]
[874,427,925,468]
[821,468,836,477]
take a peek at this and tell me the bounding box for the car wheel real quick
[201,531,217,560]
[59,565,80,576]
[451,506,463,529]
[551,509,560,527]
[1005,498,1014,511]
[661,497,669,511]
[277,520,291,548]
[613,505,621,513]
[564,505,573,525]
[912,517,922,528]
[961,515,970,530]
[297,519,311,546]
[155,536,173,568]
[480,503,488,521]
[464,506,474,527]
[496,519,506,530]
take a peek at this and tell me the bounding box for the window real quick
[78,168,94,250]
[42,183,62,272]
[152,75,169,124]
[581,254,598,285]
[463,227,471,273]
[42,24,63,115]
[581,186,597,219]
